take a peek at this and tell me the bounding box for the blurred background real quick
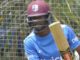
[0,0,80,60]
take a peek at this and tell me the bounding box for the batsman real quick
[24,0,80,60]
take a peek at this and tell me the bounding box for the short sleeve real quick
[23,37,39,60]
[67,26,80,50]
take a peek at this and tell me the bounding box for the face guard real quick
[27,14,54,33]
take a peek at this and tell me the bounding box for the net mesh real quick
[0,0,80,60]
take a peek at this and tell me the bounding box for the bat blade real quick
[49,21,69,52]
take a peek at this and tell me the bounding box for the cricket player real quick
[23,0,80,60]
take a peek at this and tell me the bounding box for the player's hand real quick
[63,52,73,60]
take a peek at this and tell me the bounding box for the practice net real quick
[0,0,80,60]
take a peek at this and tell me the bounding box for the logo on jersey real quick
[72,37,78,43]
[40,56,62,60]
[32,4,39,12]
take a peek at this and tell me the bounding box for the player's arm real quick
[66,25,80,55]
[76,45,80,55]
[23,38,39,60]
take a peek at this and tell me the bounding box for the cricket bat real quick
[49,21,73,60]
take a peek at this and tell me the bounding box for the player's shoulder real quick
[61,24,73,30]
[23,31,35,44]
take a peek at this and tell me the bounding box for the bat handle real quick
[63,52,73,60]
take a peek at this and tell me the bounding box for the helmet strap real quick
[47,13,54,24]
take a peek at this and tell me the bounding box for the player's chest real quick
[35,39,62,59]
